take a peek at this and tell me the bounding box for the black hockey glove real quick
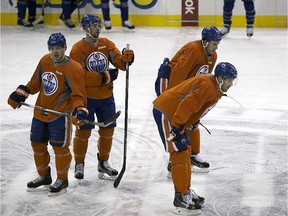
[101,68,119,85]
[158,57,171,78]
[72,107,89,127]
[8,85,30,109]
[170,126,190,151]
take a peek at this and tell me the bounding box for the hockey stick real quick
[19,102,120,127]
[32,0,45,26]
[76,0,81,26]
[114,44,130,188]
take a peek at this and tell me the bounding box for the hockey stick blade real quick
[82,111,121,127]
[32,15,44,26]
[113,163,125,188]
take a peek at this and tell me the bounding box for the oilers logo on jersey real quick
[86,51,109,73]
[196,65,209,76]
[42,72,58,96]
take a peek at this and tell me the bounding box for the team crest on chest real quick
[42,72,58,96]
[196,65,209,76]
[86,51,109,73]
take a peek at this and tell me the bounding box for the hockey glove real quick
[121,48,134,66]
[158,57,171,78]
[7,85,30,109]
[170,126,190,151]
[101,68,119,85]
[72,107,89,127]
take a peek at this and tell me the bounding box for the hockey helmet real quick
[47,32,66,47]
[81,14,102,28]
[214,62,238,79]
[202,26,222,42]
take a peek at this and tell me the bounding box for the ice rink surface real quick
[1,25,287,216]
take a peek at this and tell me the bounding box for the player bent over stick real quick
[69,14,134,181]
[153,62,238,214]
[155,26,223,174]
[7,33,88,196]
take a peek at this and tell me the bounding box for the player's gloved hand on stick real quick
[101,68,119,85]
[158,57,171,78]
[7,85,30,109]
[72,107,89,126]
[170,125,190,151]
[121,48,134,66]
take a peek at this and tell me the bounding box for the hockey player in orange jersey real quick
[155,26,222,173]
[70,14,134,181]
[153,62,238,214]
[7,33,88,196]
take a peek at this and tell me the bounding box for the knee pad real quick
[75,129,91,140]
[98,127,114,137]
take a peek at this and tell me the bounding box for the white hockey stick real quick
[32,0,45,26]
[19,102,120,127]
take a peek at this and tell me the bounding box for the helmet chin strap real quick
[85,27,97,41]
[215,76,224,93]
[202,40,211,56]
[49,51,66,63]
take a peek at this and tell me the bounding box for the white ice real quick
[1,26,287,216]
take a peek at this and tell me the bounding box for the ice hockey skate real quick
[74,163,84,180]
[104,21,112,31]
[58,14,76,30]
[173,192,202,215]
[97,153,118,181]
[188,189,205,208]
[26,167,52,192]
[220,24,230,36]
[191,155,210,173]
[122,20,135,32]
[246,27,254,37]
[17,19,33,30]
[48,179,68,197]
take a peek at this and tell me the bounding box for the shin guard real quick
[170,149,190,194]
[53,147,72,180]
[97,127,114,161]
[31,142,50,176]
[73,129,91,163]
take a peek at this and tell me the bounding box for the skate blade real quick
[173,207,202,215]
[57,19,76,31]
[192,166,209,173]
[167,172,172,179]
[17,25,34,31]
[48,188,67,197]
[122,27,135,33]
[98,172,117,181]
[26,185,50,192]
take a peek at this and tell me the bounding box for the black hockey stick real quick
[32,0,45,26]
[76,0,81,26]
[19,102,120,127]
[114,44,130,188]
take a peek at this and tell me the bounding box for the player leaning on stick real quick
[7,33,88,196]
[155,26,222,174]
[153,62,238,214]
[70,14,134,181]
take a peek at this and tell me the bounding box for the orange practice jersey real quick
[70,38,126,100]
[26,54,87,122]
[153,74,223,128]
[167,40,217,89]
